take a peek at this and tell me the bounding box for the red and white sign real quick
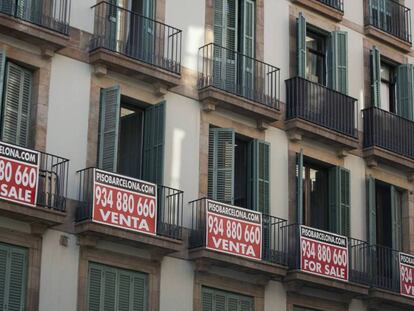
[300,226,349,282]
[205,199,262,260]
[0,142,40,207]
[92,169,157,235]
[400,252,414,298]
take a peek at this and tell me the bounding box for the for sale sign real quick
[205,200,262,260]
[0,142,40,207]
[400,252,414,298]
[300,226,349,282]
[92,169,157,235]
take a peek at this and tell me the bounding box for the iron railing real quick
[286,76,358,138]
[365,0,412,43]
[75,168,184,240]
[90,1,182,75]
[363,107,414,159]
[188,198,288,265]
[370,244,400,293]
[198,43,280,109]
[317,0,344,12]
[0,0,71,35]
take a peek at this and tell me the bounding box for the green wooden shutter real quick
[142,101,165,185]
[396,64,414,121]
[202,288,214,311]
[241,0,255,99]
[391,186,402,251]
[142,0,155,63]
[98,86,121,172]
[328,167,350,236]
[0,243,27,311]
[103,268,117,310]
[131,274,147,311]
[0,50,6,118]
[208,128,235,205]
[367,176,377,245]
[297,13,306,78]
[370,46,381,108]
[328,31,348,94]
[87,264,103,311]
[201,287,254,311]
[1,62,32,147]
[296,150,304,224]
[117,272,131,311]
[248,140,270,214]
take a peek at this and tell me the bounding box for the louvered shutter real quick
[103,268,117,310]
[370,46,381,107]
[248,140,270,214]
[208,128,235,205]
[0,50,6,117]
[328,167,350,236]
[142,101,165,185]
[201,287,254,311]
[87,264,103,311]
[201,288,214,311]
[1,62,32,147]
[367,176,377,245]
[390,186,402,251]
[240,297,254,311]
[132,273,147,311]
[98,86,121,172]
[396,64,414,121]
[0,0,14,15]
[227,295,238,311]
[328,31,348,94]
[0,243,27,311]
[297,13,306,78]
[296,150,304,224]
[118,272,131,311]
[142,0,155,63]
[241,0,255,99]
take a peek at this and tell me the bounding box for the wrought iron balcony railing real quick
[189,198,288,266]
[75,168,183,240]
[317,0,344,12]
[286,76,358,138]
[90,1,182,75]
[198,43,280,109]
[363,107,414,159]
[365,0,412,43]
[0,0,71,35]
[370,244,400,293]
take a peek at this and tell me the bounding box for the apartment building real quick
[0,0,413,310]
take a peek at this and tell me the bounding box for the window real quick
[0,50,33,148]
[87,262,148,311]
[0,242,28,311]
[367,177,403,250]
[201,287,253,311]
[97,86,165,184]
[297,152,350,236]
[306,30,327,85]
[297,13,348,94]
[379,60,396,113]
[208,126,269,214]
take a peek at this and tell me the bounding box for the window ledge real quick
[292,0,344,21]
[364,25,412,53]
[0,13,69,51]
[285,118,360,150]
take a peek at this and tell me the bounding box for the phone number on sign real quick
[207,214,262,259]
[93,184,157,234]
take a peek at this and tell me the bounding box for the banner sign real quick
[400,252,414,298]
[300,226,349,282]
[92,169,157,235]
[0,142,40,207]
[205,199,262,260]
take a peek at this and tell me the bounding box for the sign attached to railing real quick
[205,200,262,260]
[400,252,414,298]
[0,142,40,207]
[300,226,349,282]
[92,169,157,236]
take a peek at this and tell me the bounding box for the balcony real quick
[364,0,412,52]
[75,168,184,255]
[292,0,344,21]
[283,225,370,301]
[285,77,359,151]
[188,198,288,280]
[198,43,281,125]
[0,0,71,51]
[0,142,69,226]
[362,107,414,171]
[89,1,182,88]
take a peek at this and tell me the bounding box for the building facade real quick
[0,0,413,310]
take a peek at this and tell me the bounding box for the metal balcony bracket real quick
[287,129,302,142]
[93,63,107,77]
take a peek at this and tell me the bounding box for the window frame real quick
[305,27,328,86]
